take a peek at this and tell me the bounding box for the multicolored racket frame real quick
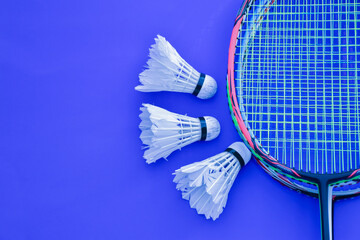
[227,1,360,238]
[228,0,360,197]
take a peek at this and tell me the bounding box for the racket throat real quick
[317,179,334,240]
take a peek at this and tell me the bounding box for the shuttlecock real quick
[173,142,251,220]
[139,103,220,164]
[136,35,217,99]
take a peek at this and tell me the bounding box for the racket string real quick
[237,0,360,174]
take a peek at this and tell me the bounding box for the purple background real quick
[1,0,359,239]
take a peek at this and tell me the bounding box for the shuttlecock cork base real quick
[173,142,251,220]
[139,104,220,164]
[136,35,217,99]
[192,73,217,99]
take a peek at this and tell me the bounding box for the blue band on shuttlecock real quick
[192,73,206,97]
[198,117,207,141]
[225,148,245,168]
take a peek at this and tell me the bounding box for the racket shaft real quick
[318,180,334,240]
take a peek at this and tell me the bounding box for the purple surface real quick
[0,0,359,239]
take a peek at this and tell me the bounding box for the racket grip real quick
[318,180,334,240]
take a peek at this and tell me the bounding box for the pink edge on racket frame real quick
[226,0,360,197]
[227,0,300,177]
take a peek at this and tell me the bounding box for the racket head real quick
[227,0,360,197]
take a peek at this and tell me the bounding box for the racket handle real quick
[318,180,334,240]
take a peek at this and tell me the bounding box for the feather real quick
[173,142,251,220]
[136,35,217,99]
[139,104,220,163]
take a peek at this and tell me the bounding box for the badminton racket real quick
[227,0,360,239]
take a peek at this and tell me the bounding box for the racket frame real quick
[227,0,360,239]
